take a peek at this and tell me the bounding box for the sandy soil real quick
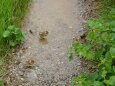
[7,0,87,86]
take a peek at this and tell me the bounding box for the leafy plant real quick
[2,25,25,46]
[69,0,115,86]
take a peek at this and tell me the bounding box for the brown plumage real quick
[26,59,35,68]
[39,31,49,40]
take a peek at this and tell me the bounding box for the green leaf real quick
[16,32,25,40]
[95,38,103,43]
[89,72,99,81]
[105,62,112,72]
[87,31,95,40]
[84,80,93,86]
[109,33,115,41]
[108,76,115,86]
[103,80,109,86]
[101,70,107,78]
[8,25,15,30]
[94,81,104,86]
[78,84,83,86]
[111,28,115,32]
[74,42,82,50]
[87,31,99,41]
[68,53,73,61]
[3,30,10,38]
[84,44,92,50]
[88,20,96,28]
[105,52,112,60]
[13,28,20,34]
[9,40,17,46]
[109,21,115,27]
[81,73,88,78]
[101,32,109,40]
[86,52,93,60]
[71,77,80,83]
[80,49,87,57]
[95,46,104,59]
[104,52,112,72]
[113,66,115,72]
[74,42,83,54]
[110,47,115,58]
[110,9,115,15]
[71,73,88,83]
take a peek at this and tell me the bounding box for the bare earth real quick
[7,0,86,86]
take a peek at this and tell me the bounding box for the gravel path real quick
[7,0,86,86]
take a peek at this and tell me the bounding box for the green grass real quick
[0,0,31,56]
[0,0,31,85]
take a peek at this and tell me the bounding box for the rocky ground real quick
[6,0,96,86]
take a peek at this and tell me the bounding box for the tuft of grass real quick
[0,0,31,85]
[0,0,31,56]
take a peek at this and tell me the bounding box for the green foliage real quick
[0,0,31,56]
[3,25,25,46]
[0,79,4,86]
[0,0,30,85]
[69,0,115,85]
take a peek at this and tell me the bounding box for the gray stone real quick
[26,70,38,82]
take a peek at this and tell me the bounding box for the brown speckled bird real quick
[39,31,49,40]
[26,59,35,68]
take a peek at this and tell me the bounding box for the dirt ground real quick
[6,0,91,86]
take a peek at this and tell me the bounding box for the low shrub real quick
[69,0,115,86]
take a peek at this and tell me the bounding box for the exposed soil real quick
[6,0,91,86]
